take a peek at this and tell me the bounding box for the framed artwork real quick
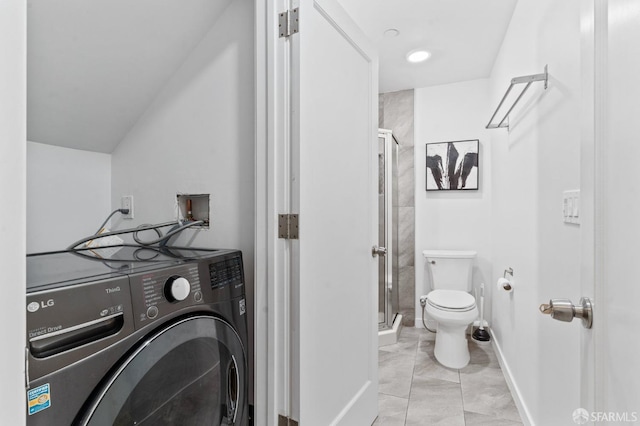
[426,139,479,191]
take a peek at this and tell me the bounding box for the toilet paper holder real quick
[498,268,514,292]
[503,267,514,278]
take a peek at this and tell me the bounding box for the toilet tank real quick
[423,250,477,292]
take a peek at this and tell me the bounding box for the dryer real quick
[26,245,249,425]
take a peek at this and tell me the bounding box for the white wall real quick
[110,0,255,400]
[489,0,581,424]
[111,0,253,270]
[27,142,111,253]
[414,79,493,327]
[0,0,26,422]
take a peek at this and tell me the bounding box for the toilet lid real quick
[427,290,476,311]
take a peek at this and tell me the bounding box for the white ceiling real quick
[337,0,518,93]
[27,1,516,153]
[27,0,232,153]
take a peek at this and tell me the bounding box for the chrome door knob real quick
[539,297,593,329]
[371,246,387,257]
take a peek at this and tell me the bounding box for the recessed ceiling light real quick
[384,28,399,38]
[406,50,431,63]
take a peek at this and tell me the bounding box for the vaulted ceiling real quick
[27,0,517,153]
[27,0,232,153]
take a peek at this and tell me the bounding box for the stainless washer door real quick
[78,316,246,426]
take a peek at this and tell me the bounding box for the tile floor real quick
[375,327,523,426]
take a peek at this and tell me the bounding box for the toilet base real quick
[433,323,471,369]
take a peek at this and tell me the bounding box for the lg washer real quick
[26,245,250,425]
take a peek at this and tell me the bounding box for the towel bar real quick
[486,65,548,130]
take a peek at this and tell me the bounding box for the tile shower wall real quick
[379,90,415,326]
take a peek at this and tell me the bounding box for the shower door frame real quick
[378,129,399,330]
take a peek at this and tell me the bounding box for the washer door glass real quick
[80,316,246,426]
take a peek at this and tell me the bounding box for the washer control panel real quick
[129,252,244,329]
[130,264,203,328]
[209,256,243,290]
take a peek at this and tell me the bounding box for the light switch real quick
[563,190,580,225]
[568,198,575,217]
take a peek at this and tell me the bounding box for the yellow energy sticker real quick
[27,383,51,415]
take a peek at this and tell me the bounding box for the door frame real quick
[580,0,605,416]
[0,0,27,423]
[255,0,291,424]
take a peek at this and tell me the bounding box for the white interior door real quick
[593,0,640,420]
[290,0,378,424]
[578,0,640,423]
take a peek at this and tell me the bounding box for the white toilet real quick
[422,250,478,369]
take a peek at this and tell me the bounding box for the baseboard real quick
[379,314,403,346]
[490,330,535,426]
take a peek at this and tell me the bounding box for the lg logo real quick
[27,299,54,313]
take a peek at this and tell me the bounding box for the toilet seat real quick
[427,289,476,312]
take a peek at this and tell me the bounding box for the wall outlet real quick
[121,195,134,219]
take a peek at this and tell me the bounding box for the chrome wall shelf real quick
[486,65,548,130]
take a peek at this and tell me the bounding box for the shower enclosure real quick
[378,129,400,344]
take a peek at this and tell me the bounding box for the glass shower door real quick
[378,130,399,330]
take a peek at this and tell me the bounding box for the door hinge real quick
[278,214,299,239]
[278,415,299,426]
[279,8,299,38]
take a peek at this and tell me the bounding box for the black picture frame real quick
[426,139,479,191]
